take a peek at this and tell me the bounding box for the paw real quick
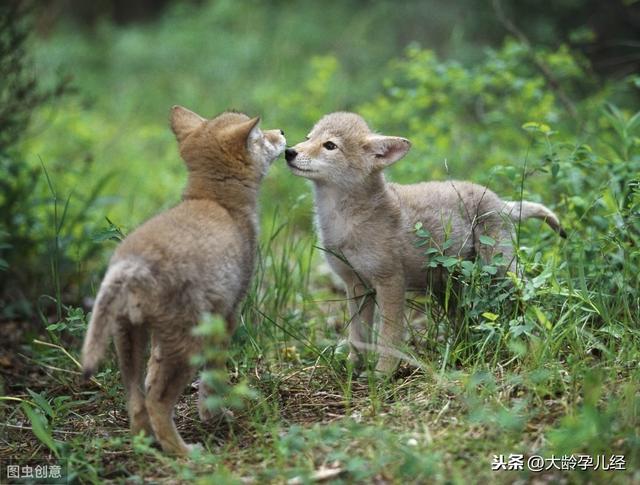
[185,442,204,455]
[166,441,203,457]
[130,413,154,439]
[343,338,368,371]
[347,349,370,375]
[375,355,400,377]
[198,401,235,424]
[347,349,363,366]
[334,339,351,361]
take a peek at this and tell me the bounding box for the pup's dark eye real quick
[323,141,337,150]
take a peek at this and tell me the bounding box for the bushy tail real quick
[81,259,154,379]
[503,200,567,238]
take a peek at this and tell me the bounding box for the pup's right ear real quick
[234,116,261,148]
[170,105,205,142]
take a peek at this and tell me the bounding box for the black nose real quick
[280,129,285,136]
[285,148,297,162]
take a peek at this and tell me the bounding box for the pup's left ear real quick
[364,135,411,169]
[170,105,206,142]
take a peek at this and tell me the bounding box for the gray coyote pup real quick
[286,112,564,374]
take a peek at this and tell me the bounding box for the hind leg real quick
[145,339,197,455]
[497,227,518,276]
[114,323,153,437]
[477,221,518,276]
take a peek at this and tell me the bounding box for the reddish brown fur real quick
[81,106,285,455]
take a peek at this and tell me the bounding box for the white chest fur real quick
[313,184,361,250]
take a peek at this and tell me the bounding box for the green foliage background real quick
[11,0,638,307]
[1,0,639,482]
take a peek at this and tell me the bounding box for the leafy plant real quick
[191,313,258,416]
[0,4,112,319]
[2,2,639,482]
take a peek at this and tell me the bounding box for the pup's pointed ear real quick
[235,116,261,147]
[364,135,411,169]
[170,105,205,142]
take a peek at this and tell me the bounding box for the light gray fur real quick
[288,112,564,374]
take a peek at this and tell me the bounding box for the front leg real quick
[345,276,375,369]
[373,276,407,375]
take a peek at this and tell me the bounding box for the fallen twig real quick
[287,466,345,484]
[4,423,83,435]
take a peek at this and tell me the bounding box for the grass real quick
[2,1,639,483]
[1,202,638,483]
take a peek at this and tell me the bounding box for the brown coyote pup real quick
[285,112,564,375]
[81,106,286,455]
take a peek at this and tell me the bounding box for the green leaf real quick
[91,216,126,242]
[460,261,475,271]
[27,389,55,419]
[627,110,640,132]
[443,257,459,268]
[482,265,498,275]
[479,235,496,246]
[482,312,499,322]
[533,307,552,330]
[20,402,59,458]
[522,121,552,134]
